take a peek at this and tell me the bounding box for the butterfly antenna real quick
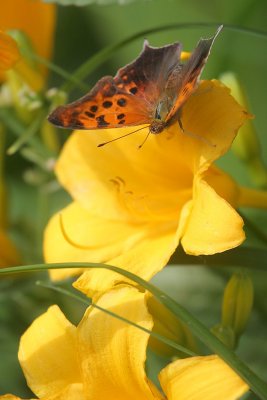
[138,131,151,149]
[98,125,149,147]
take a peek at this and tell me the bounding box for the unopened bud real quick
[222,272,254,345]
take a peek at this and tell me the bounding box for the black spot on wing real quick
[69,118,84,128]
[117,113,125,120]
[114,41,182,93]
[129,87,138,94]
[85,111,95,118]
[90,105,98,112]
[96,115,109,127]
[102,101,113,108]
[117,98,127,107]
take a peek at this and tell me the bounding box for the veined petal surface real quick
[159,355,248,400]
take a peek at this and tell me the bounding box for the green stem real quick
[28,53,89,92]
[7,110,47,155]
[0,108,53,158]
[1,262,267,399]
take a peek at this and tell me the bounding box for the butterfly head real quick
[149,119,166,135]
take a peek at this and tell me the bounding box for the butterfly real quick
[48,26,223,146]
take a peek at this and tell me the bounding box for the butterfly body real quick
[48,26,223,139]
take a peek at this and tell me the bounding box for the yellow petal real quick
[181,79,249,173]
[44,201,178,297]
[159,355,248,400]
[55,126,193,222]
[0,396,26,400]
[18,305,82,398]
[0,31,19,71]
[0,385,86,400]
[0,229,20,267]
[180,177,245,255]
[0,383,87,400]
[77,286,163,400]
[44,384,86,400]
[74,227,178,298]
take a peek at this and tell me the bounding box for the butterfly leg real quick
[177,112,216,148]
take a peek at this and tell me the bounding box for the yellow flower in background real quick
[0,286,248,400]
[0,0,58,149]
[44,79,267,298]
[0,31,19,71]
[0,0,55,75]
[0,0,55,95]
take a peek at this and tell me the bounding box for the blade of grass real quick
[1,261,267,398]
[61,23,267,95]
[7,110,47,155]
[0,108,53,158]
[28,52,90,92]
[170,246,267,269]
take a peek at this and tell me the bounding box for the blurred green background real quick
[0,0,267,397]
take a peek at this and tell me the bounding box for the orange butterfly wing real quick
[48,41,182,130]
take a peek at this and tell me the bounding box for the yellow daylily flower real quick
[0,0,55,72]
[0,286,248,400]
[44,79,267,297]
[0,30,19,71]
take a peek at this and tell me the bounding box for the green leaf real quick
[1,261,267,399]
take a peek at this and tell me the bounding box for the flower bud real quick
[222,272,254,345]
[220,72,267,188]
[147,295,197,358]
